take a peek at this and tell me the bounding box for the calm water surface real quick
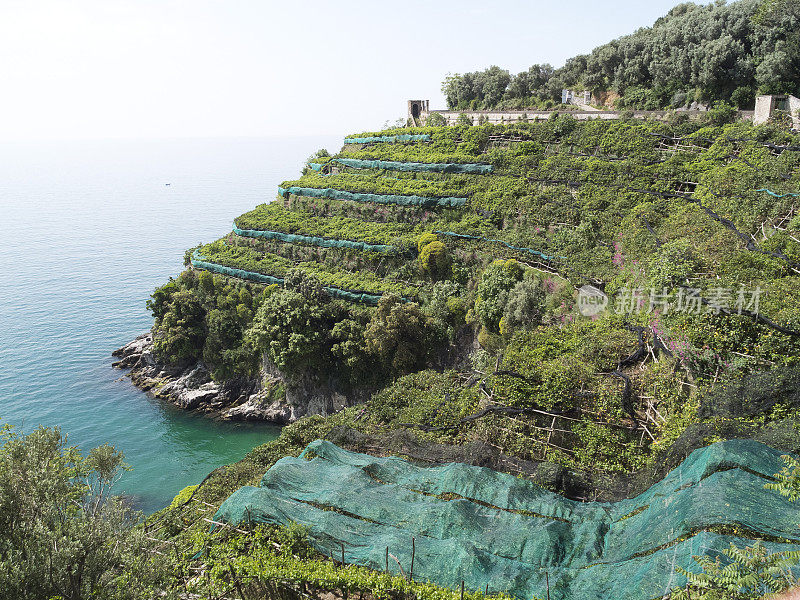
[0,135,340,512]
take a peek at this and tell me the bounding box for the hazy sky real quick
[1,0,689,141]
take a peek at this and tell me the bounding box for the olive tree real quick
[0,425,171,600]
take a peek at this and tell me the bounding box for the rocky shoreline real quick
[112,333,297,423]
[112,333,369,424]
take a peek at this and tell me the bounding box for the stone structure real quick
[562,89,592,105]
[407,99,430,122]
[753,94,800,128]
[406,99,755,127]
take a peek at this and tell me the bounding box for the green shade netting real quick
[434,230,561,261]
[190,251,384,306]
[278,186,467,208]
[215,439,800,600]
[344,134,431,144]
[191,251,284,286]
[755,188,800,199]
[309,158,492,175]
[232,223,396,254]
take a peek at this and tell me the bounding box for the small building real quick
[407,100,430,123]
[753,94,800,128]
[562,89,591,106]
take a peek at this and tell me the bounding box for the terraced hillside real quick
[140,116,800,600]
[150,116,800,465]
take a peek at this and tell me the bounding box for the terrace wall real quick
[418,107,754,125]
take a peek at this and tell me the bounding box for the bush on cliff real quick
[0,425,171,600]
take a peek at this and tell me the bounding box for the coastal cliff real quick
[117,116,800,474]
[113,333,369,423]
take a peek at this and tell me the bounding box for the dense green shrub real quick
[456,113,474,126]
[646,238,700,290]
[425,112,447,127]
[500,278,545,335]
[148,271,264,378]
[0,426,171,600]
[441,1,800,110]
[364,295,433,376]
[245,286,331,377]
[418,239,451,280]
[474,260,524,333]
[151,283,207,363]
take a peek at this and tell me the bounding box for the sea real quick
[0,135,341,513]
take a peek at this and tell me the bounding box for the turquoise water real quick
[0,135,340,513]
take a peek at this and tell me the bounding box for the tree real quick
[364,295,430,375]
[500,279,545,335]
[474,260,524,333]
[442,67,512,109]
[152,288,207,362]
[471,66,511,107]
[441,73,462,109]
[766,454,800,501]
[330,318,372,385]
[245,287,329,377]
[425,112,447,126]
[301,149,330,176]
[673,542,799,600]
[647,238,700,291]
[418,239,452,281]
[456,113,474,126]
[440,0,800,109]
[506,64,554,101]
[705,102,738,125]
[0,425,170,600]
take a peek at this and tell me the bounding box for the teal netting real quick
[190,251,385,305]
[435,230,561,261]
[191,251,284,286]
[309,158,492,174]
[756,188,800,199]
[216,439,800,600]
[232,223,396,254]
[279,186,467,208]
[344,134,431,144]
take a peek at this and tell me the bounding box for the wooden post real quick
[228,565,246,600]
[545,571,550,600]
[460,581,465,600]
[341,542,345,566]
[172,544,181,578]
[409,537,415,582]
[485,584,488,596]
[385,546,389,573]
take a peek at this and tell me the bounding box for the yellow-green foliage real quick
[190,525,517,600]
[367,370,480,432]
[418,240,451,280]
[152,117,800,490]
[673,541,800,600]
[417,232,439,253]
[169,485,199,509]
[765,454,800,502]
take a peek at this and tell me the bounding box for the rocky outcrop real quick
[113,333,252,418]
[223,377,297,423]
[112,333,368,424]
